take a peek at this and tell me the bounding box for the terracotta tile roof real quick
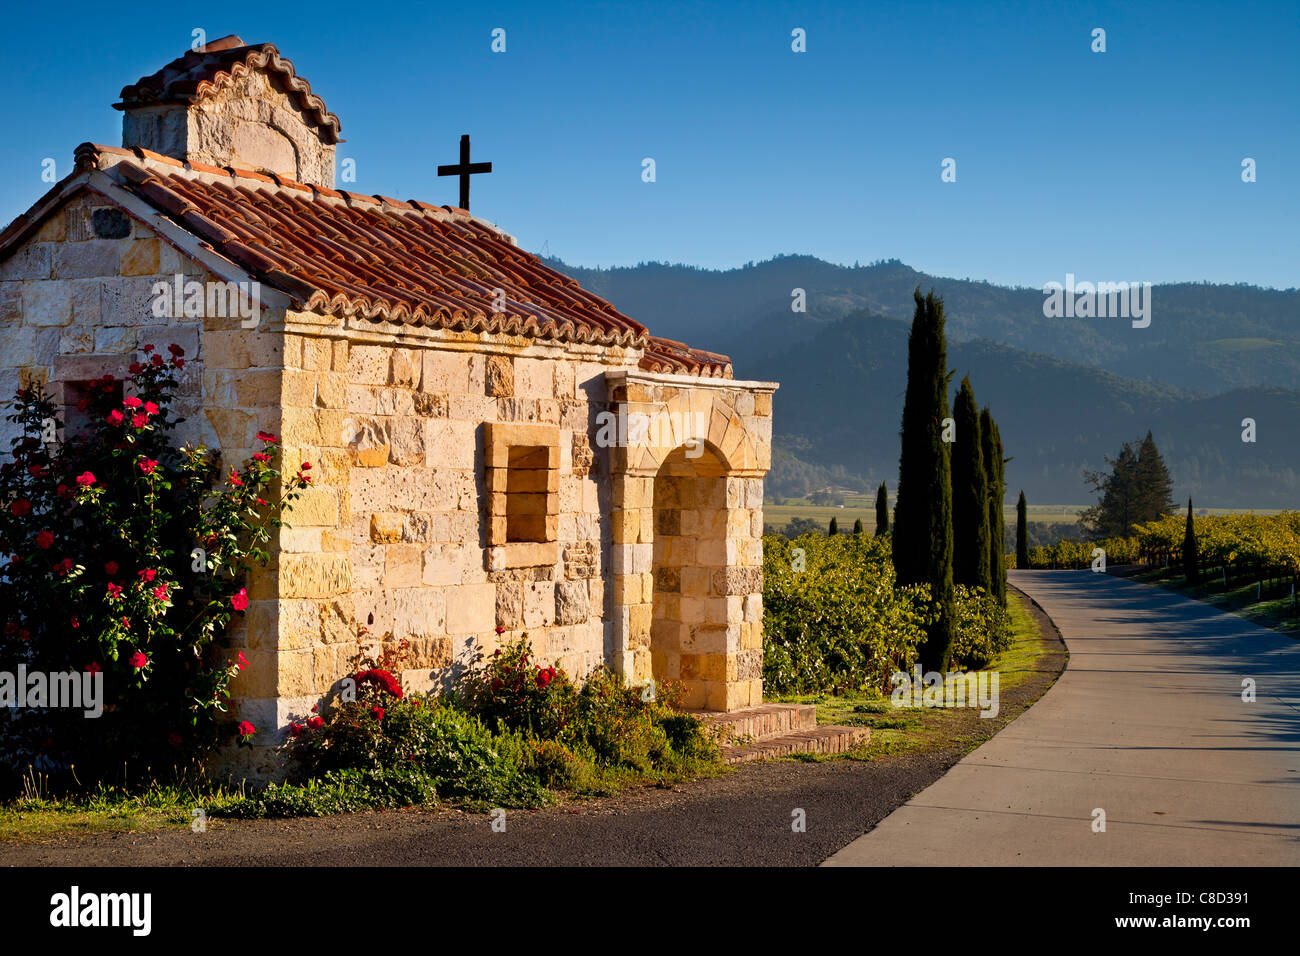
[115,35,341,144]
[65,144,731,377]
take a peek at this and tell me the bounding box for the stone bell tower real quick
[114,34,341,188]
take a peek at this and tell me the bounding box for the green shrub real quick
[762,532,930,695]
[950,585,1012,670]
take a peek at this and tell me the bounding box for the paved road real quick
[825,571,1300,866]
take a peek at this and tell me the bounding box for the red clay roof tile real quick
[66,146,730,376]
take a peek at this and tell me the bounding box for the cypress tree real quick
[981,408,1007,605]
[952,377,990,592]
[1016,490,1030,569]
[875,481,889,536]
[892,288,955,671]
[1183,497,1199,584]
[853,517,864,535]
[828,516,838,536]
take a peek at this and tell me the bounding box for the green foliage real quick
[0,348,308,786]
[1183,498,1199,584]
[949,586,1012,670]
[762,532,930,695]
[763,533,1014,695]
[952,377,990,591]
[1016,491,1030,568]
[875,481,889,536]
[893,288,955,670]
[828,516,839,536]
[982,410,1007,606]
[853,517,864,535]
[1081,431,1176,538]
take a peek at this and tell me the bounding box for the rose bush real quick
[0,345,309,787]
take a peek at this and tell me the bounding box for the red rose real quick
[371,706,385,720]
[138,458,159,475]
[289,722,304,737]
[132,413,149,429]
[174,358,185,369]
[35,530,54,549]
[130,651,149,669]
[140,344,154,354]
[236,721,255,739]
[106,583,122,600]
[129,362,145,375]
[230,589,249,611]
[107,409,124,426]
[123,396,143,408]
[308,716,323,729]
[9,500,31,517]
[167,343,185,357]
[104,561,119,575]
[151,584,169,601]
[150,354,163,367]
[76,471,96,486]
[236,651,249,670]
[54,558,74,575]
[144,401,159,415]
[256,431,279,444]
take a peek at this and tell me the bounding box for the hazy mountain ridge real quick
[548,255,1300,394]
[753,315,1299,508]
[543,252,1299,507]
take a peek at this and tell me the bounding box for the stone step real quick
[690,703,818,744]
[718,725,871,764]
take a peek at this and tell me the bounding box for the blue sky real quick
[1,0,1295,288]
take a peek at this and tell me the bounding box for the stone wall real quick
[273,329,626,718]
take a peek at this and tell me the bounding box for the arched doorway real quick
[650,444,731,710]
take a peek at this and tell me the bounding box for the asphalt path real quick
[825,571,1300,866]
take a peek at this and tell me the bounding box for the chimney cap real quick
[113,36,341,143]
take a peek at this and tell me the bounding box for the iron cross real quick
[437,134,492,212]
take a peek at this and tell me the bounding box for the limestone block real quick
[120,239,161,277]
[425,419,477,470]
[485,355,514,397]
[387,418,425,466]
[447,582,497,634]
[0,243,51,280]
[496,580,523,628]
[385,544,424,588]
[423,349,470,393]
[391,348,420,388]
[513,357,553,398]
[347,344,388,384]
[278,553,352,599]
[370,513,404,543]
[523,580,557,628]
[554,579,589,625]
[375,387,416,417]
[21,281,71,326]
[284,488,337,527]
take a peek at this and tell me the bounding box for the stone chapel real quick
[0,36,779,771]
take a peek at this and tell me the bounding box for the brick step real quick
[689,703,818,744]
[718,725,871,765]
